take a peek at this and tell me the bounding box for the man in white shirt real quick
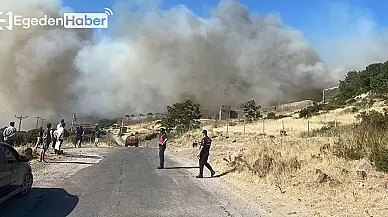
[54,122,65,155]
[3,122,17,146]
[57,119,64,130]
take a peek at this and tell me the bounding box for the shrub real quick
[266,112,277,119]
[241,100,262,121]
[160,99,202,133]
[329,109,388,172]
[370,147,388,172]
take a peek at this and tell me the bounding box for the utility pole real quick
[34,116,42,129]
[71,113,76,132]
[15,115,28,131]
[40,118,46,128]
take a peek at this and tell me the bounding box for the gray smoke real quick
[0,0,92,128]
[1,0,385,129]
[74,0,332,118]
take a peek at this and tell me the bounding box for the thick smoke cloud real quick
[1,0,385,129]
[0,0,91,128]
[74,0,332,118]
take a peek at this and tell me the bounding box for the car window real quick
[0,146,6,165]
[3,146,18,163]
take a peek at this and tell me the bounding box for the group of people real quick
[157,128,215,178]
[35,119,70,162]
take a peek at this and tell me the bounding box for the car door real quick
[3,146,25,188]
[0,144,12,199]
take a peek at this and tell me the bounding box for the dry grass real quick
[168,104,388,216]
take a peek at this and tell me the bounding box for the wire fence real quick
[204,118,353,136]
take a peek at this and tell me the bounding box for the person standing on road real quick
[40,123,52,163]
[33,127,44,152]
[3,122,17,146]
[51,126,57,150]
[94,124,100,147]
[57,119,65,131]
[157,128,167,169]
[196,130,215,178]
[54,122,66,155]
[79,126,84,147]
[75,126,82,148]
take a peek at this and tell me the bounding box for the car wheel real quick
[135,144,138,147]
[19,171,33,195]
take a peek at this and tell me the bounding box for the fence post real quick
[282,120,284,131]
[307,120,310,132]
[262,119,265,134]
[334,119,337,128]
[226,121,229,136]
[243,120,246,134]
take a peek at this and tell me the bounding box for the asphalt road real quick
[0,147,268,217]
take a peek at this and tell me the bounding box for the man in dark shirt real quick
[94,124,100,147]
[40,123,52,163]
[196,130,216,178]
[157,128,167,169]
[75,126,82,148]
[34,127,44,152]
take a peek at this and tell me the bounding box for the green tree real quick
[160,99,202,133]
[241,100,261,121]
[337,61,388,102]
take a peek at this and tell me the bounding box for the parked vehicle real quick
[125,134,139,147]
[0,143,33,204]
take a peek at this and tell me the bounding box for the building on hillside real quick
[322,86,339,103]
[217,105,242,120]
[219,105,230,120]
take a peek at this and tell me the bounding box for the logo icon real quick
[0,11,12,30]
[104,8,113,16]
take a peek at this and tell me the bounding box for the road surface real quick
[0,147,270,217]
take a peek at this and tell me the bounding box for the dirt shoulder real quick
[29,147,114,188]
[168,119,388,217]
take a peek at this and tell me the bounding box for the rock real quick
[358,182,365,188]
[357,162,373,172]
[232,140,236,143]
[24,148,33,160]
[329,179,341,187]
[311,154,322,160]
[357,170,367,180]
[269,135,275,139]
[341,168,349,174]
[317,172,329,183]
[280,130,287,136]
[315,169,322,174]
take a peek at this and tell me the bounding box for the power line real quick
[15,115,28,131]
[0,84,22,114]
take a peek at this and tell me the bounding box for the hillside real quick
[115,61,388,216]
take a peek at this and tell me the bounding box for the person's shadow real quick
[163,166,199,169]
[0,187,78,217]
